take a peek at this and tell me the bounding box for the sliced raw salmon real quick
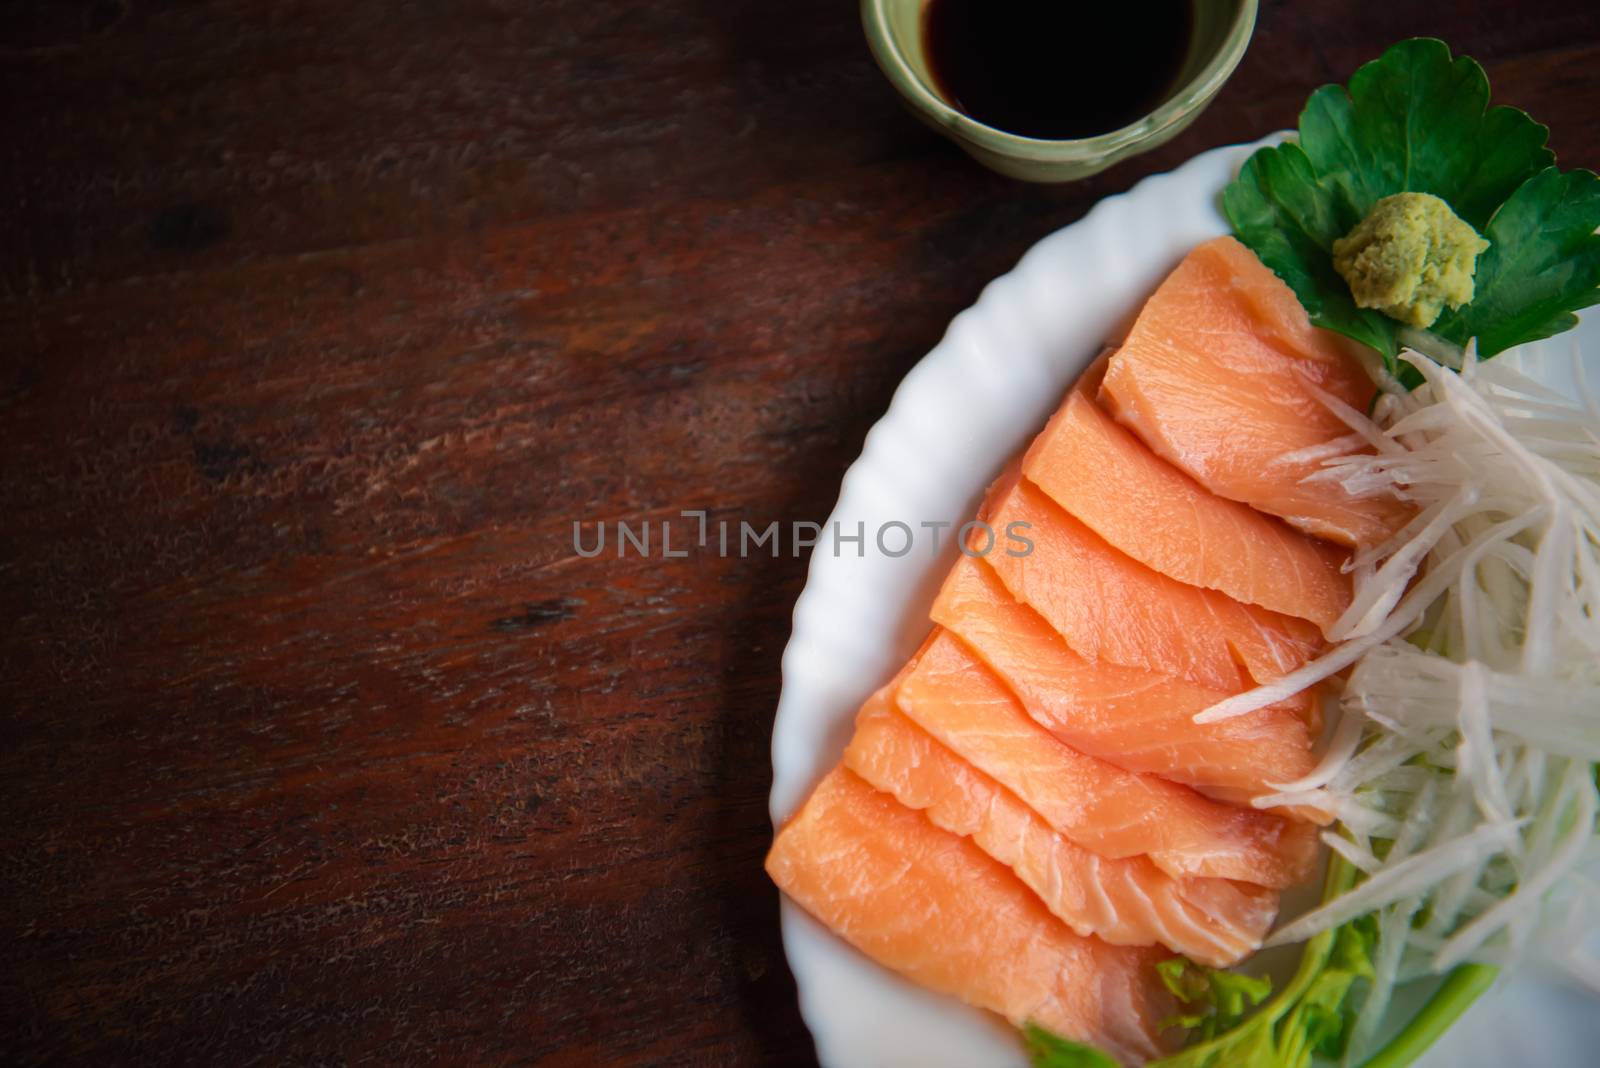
[1024,356,1354,635]
[931,553,1323,802]
[894,631,1319,887]
[1099,236,1411,547]
[978,468,1325,693]
[844,688,1279,966]
[766,767,1176,1065]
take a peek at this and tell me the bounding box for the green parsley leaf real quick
[1223,37,1598,367]
[1432,166,1600,355]
[1296,39,1552,232]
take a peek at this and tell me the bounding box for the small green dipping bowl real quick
[861,0,1258,182]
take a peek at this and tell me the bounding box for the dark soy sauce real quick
[924,0,1195,141]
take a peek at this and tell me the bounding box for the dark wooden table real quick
[3,2,1597,1064]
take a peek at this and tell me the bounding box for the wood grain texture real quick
[2,2,1597,1064]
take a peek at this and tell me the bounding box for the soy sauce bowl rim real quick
[861,0,1258,156]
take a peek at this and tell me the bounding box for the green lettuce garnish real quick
[1025,861,1375,1068]
[1148,915,1377,1068]
[1155,958,1273,1041]
[1223,38,1600,373]
[1024,860,1498,1068]
[1022,1024,1120,1068]
[1024,918,1373,1068]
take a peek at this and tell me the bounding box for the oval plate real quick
[768,136,1600,1068]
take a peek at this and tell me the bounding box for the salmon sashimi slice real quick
[1024,356,1354,636]
[894,631,1319,887]
[844,688,1280,966]
[931,554,1323,803]
[1099,235,1412,548]
[766,767,1176,1065]
[979,468,1325,693]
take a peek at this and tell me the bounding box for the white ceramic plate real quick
[768,136,1600,1068]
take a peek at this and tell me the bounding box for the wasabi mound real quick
[1332,192,1489,328]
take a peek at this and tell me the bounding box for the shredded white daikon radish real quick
[1205,345,1600,1058]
